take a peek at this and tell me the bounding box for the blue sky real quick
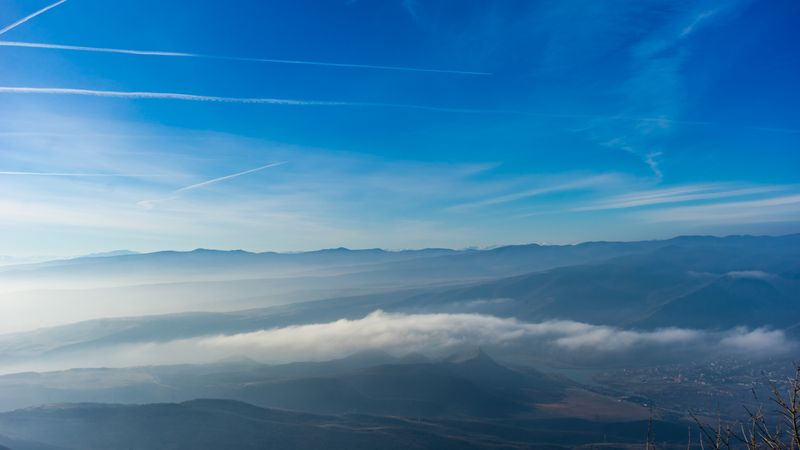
[0,0,798,256]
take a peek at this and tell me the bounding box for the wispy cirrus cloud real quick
[679,9,720,38]
[575,184,788,211]
[584,2,741,179]
[0,0,68,36]
[447,174,620,211]
[640,194,800,224]
[644,151,663,180]
[0,115,505,254]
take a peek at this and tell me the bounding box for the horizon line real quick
[5,232,797,263]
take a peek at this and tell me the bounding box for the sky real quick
[0,0,798,256]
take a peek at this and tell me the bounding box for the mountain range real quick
[0,235,797,448]
[1,234,797,368]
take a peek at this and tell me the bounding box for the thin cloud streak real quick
[176,161,286,193]
[0,86,577,115]
[0,86,575,115]
[576,185,786,211]
[4,86,793,136]
[3,88,794,135]
[0,87,348,105]
[0,86,727,122]
[139,161,286,207]
[0,40,492,75]
[0,0,68,36]
[449,174,618,211]
[641,194,800,224]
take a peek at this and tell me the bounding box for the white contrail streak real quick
[0,86,527,114]
[138,162,286,208]
[176,161,286,193]
[0,86,642,117]
[2,86,778,131]
[0,86,347,105]
[0,0,68,36]
[0,40,491,75]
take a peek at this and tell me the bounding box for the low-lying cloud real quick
[719,327,793,352]
[186,311,794,358]
[3,311,794,373]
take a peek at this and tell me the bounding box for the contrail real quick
[0,86,530,114]
[3,86,790,133]
[0,40,491,75]
[138,162,286,208]
[0,86,635,117]
[0,86,347,105]
[176,161,286,193]
[0,0,68,36]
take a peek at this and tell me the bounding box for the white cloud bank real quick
[9,311,793,373]
[720,327,793,353]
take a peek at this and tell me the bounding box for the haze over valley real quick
[0,235,796,449]
[1,0,799,447]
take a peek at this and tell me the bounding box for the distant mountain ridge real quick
[7,233,797,277]
[0,349,566,416]
[0,234,797,370]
